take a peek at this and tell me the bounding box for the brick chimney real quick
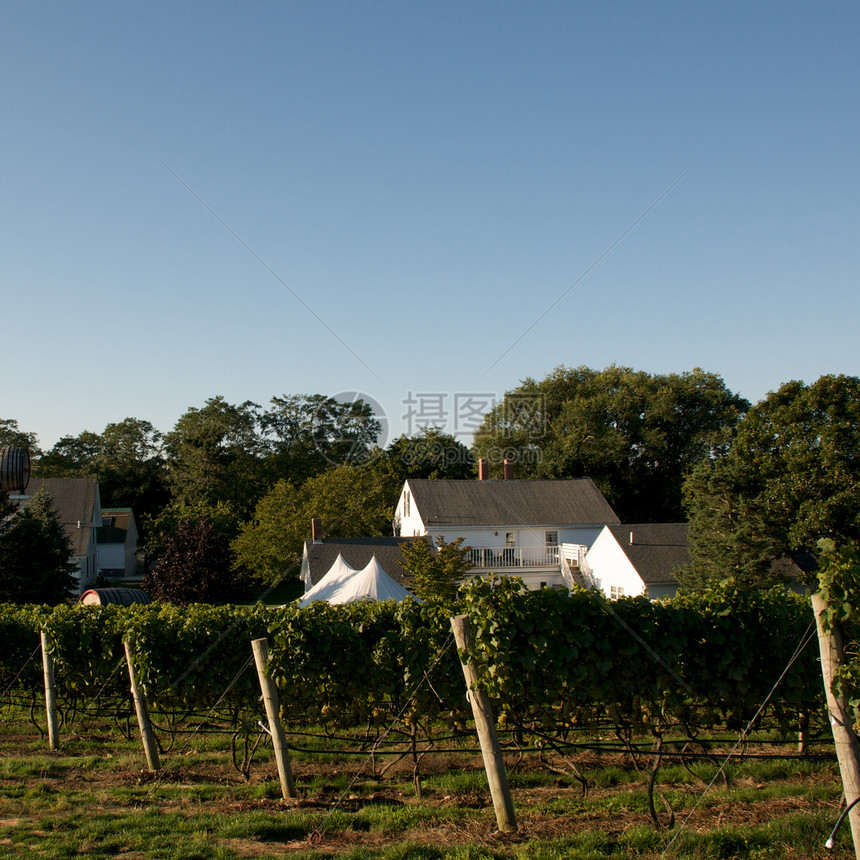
[311,518,323,543]
[503,458,515,480]
[478,458,489,481]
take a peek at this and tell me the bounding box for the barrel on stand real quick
[0,447,31,494]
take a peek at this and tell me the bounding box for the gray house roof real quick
[97,508,136,545]
[406,478,620,528]
[605,523,689,584]
[303,536,430,587]
[17,477,100,559]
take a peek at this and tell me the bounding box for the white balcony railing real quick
[558,544,601,591]
[466,546,561,569]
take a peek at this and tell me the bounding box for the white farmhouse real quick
[393,459,620,590]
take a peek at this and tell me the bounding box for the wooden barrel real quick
[0,447,30,494]
[78,588,152,606]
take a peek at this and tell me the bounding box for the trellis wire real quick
[0,642,41,700]
[659,620,818,858]
[309,630,457,843]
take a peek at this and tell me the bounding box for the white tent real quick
[299,553,418,607]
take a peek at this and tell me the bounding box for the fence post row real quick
[123,639,161,773]
[449,614,517,833]
[251,637,298,800]
[40,631,59,752]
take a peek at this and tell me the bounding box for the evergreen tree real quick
[676,456,781,592]
[0,489,75,604]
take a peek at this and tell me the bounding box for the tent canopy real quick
[299,553,418,607]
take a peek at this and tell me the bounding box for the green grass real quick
[0,703,848,860]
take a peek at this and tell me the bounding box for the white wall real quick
[424,525,605,549]
[395,483,427,537]
[584,527,647,599]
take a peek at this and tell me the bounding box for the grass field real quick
[0,703,854,860]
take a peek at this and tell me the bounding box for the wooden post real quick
[251,637,297,800]
[124,639,161,772]
[450,614,517,832]
[812,592,860,858]
[40,631,59,751]
[797,711,809,754]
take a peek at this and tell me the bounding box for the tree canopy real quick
[35,419,169,522]
[262,393,382,479]
[473,365,748,521]
[0,419,41,456]
[682,375,860,590]
[384,428,474,482]
[676,452,782,592]
[232,465,399,584]
[164,397,265,516]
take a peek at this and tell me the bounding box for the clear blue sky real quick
[3,1,858,450]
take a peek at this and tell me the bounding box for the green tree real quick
[681,375,860,591]
[677,453,782,592]
[233,465,399,584]
[730,375,860,551]
[0,489,75,604]
[399,536,473,602]
[164,397,265,516]
[97,418,168,517]
[384,428,474,482]
[473,365,748,521]
[141,499,242,553]
[143,518,237,605]
[36,431,102,477]
[261,393,383,481]
[0,419,41,456]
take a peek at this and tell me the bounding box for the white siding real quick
[425,525,605,550]
[395,482,427,537]
[584,527,647,599]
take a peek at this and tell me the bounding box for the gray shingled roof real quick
[304,537,430,587]
[18,477,99,558]
[97,508,134,545]
[605,523,689,584]
[407,479,620,528]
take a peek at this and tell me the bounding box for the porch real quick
[465,546,559,569]
[465,543,588,571]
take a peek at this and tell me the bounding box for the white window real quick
[505,531,517,547]
[545,531,558,546]
[610,585,625,600]
[403,490,411,518]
